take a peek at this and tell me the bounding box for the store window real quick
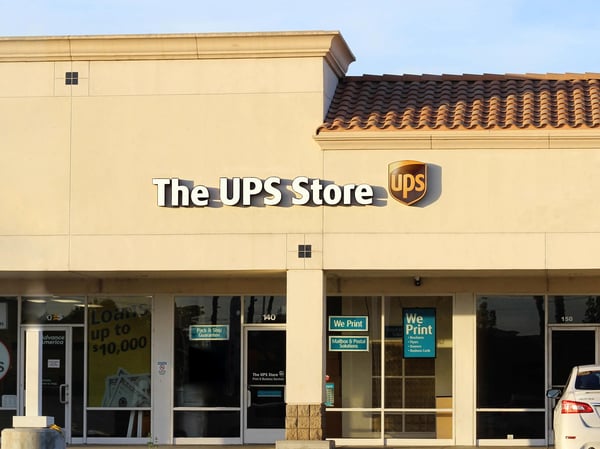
[326,296,452,441]
[245,295,286,324]
[173,296,241,438]
[22,296,85,324]
[476,295,545,439]
[0,298,18,432]
[86,296,152,438]
[548,295,600,324]
[326,296,381,439]
[383,296,452,440]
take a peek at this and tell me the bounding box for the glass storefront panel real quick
[383,411,451,438]
[87,410,150,438]
[327,296,382,409]
[22,296,85,324]
[325,410,382,439]
[326,296,452,440]
[385,296,452,439]
[477,295,545,409]
[477,411,545,439]
[174,296,241,408]
[476,295,545,439]
[548,295,600,324]
[0,298,18,433]
[71,327,85,437]
[87,296,152,437]
[245,295,286,323]
[174,296,241,439]
[174,411,240,437]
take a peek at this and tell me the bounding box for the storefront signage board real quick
[403,308,436,358]
[152,161,429,208]
[328,336,369,351]
[189,325,229,341]
[251,371,285,384]
[328,316,368,331]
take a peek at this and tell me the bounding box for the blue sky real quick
[1,0,598,76]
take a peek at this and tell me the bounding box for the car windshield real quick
[575,371,600,390]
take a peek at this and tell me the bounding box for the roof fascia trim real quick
[314,130,600,150]
[0,31,355,69]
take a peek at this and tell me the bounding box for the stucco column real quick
[151,294,174,445]
[285,269,326,440]
[454,293,476,445]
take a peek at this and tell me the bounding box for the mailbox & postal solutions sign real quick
[328,315,369,352]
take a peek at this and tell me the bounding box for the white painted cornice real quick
[0,31,355,75]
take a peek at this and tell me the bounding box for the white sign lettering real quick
[153,177,374,207]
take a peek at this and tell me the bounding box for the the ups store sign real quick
[153,160,429,208]
[388,160,427,206]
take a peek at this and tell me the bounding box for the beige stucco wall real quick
[0,33,353,275]
[319,133,600,274]
[3,31,600,447]
[1,32,600,282]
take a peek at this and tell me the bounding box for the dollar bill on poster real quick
[101,368,151,407]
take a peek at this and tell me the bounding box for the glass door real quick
[244,327,286,443]
[21,327,84,443]
[548,328,599,444]
[550,328,597,390]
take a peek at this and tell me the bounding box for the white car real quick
[548,365,600,449]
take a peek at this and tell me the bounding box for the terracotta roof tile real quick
[317,73,600,132]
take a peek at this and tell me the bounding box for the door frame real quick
[242,324,286,444]
[19,326,76,442]
[547,326,600,445]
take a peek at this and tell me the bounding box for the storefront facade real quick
[1,31,600,446]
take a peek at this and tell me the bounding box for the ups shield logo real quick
[389,160,427,205]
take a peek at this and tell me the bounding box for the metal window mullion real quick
[380,295,385,441]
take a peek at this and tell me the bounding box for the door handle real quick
[59,384,68,404]
[247,389,251,407]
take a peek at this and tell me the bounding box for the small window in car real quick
[575,372,600,390]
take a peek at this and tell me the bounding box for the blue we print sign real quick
[403,308,436,358]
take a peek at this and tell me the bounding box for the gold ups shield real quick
[388,160,427,205]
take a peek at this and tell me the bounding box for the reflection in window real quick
[477,412,545,439]
[476,295,545,439]
[174,296,241,439]
[174,411,240,438]
[22,296,85,324]
[548,296,600,324]
[245,295,286,323]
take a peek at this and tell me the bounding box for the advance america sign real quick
[152,160,429,208]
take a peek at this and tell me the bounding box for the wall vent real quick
[65,72,79,85]
[298,244,312,258]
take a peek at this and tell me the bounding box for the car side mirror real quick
[546,388,561,399]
